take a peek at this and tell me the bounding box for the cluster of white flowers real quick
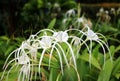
[110,7,120,15]
[96,8,111,22]
[1,27,112,81]
[62,9,93,30]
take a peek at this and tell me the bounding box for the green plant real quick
[1,1,120,81]
[0,22,113,81]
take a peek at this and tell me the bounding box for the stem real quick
[78,3,81,18]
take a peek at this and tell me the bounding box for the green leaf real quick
[112,57,120,75]
[97,59,113,81]
[115,73,120,79]
[109,45,115,57]
[115,45,120,53]
[47,18,56,29]
[62,66,78,81]
[79,53,101,70]
[0,36,9,41]
[0,60,4,66]
[62,1,77,8]
[77,59,89,81]
[0,66,20,81]
[49,68,58,81]
[37,0,43,8]
[5,46,15,56]
[92,44,100,58]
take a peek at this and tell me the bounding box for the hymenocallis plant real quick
[0,7,113,81]
[1,23,112,81]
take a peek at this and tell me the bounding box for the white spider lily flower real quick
[40,37,52,49]
[66,9,76,17]
[85,29,98,67]
[53,31,69,42]
[75,17,84,28]
[74,17,93,29]
[85,28,112,68]
[53,31,77,68]
[100,8,104,13]
[18,54,30,64]
[86,29,99,41]
[22,38,40,50]
[96,8,104,17]
[30,42,40,58]
[21,40,31,49]
[105,10,109,14]
[110,8,115,14]
[21,40,39,58]
[73,37,81,46]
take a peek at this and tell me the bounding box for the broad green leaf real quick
[62,66,78,81]
[77,59,89,81]
[5,46,15,56]
[112,57,120,75]
[49,68,58,81]
[92,44,100,58]
[56,73,62,81]
[0,66,19,81]
[109,45,115,57]
[80,53,101,70]
[47,18,56,29]
[97,59,113,81]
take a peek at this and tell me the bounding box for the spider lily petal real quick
[20,64,30,77]
[18,64,30,81]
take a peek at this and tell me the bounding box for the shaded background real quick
[0,0,120,37]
